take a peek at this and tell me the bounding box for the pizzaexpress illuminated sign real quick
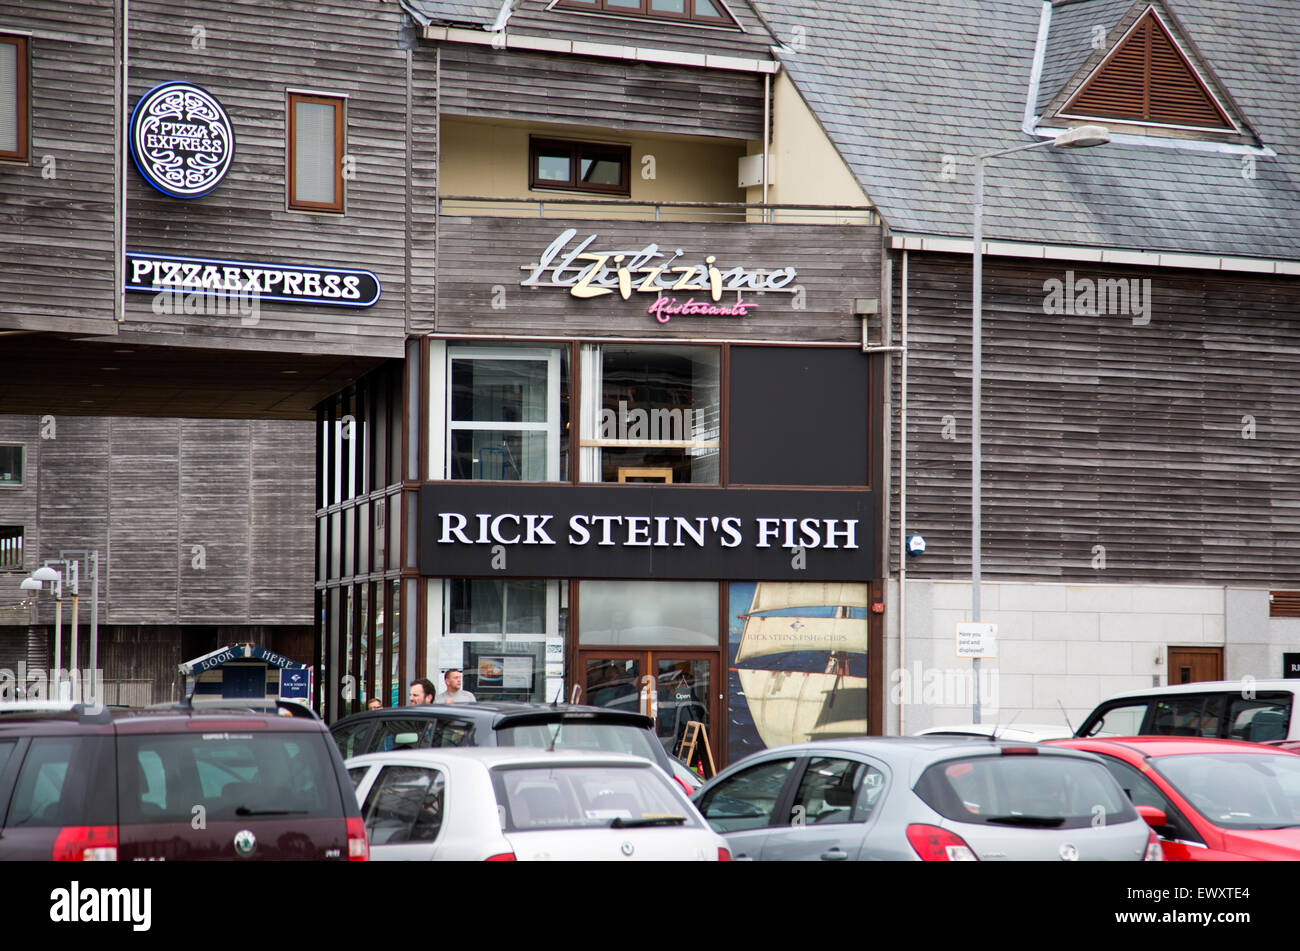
[129,81,235,199]
[126,252,381,308]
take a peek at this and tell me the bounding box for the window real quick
[361,765,445,845]
[0,35,28,163]
[579,581,719,647]
[790,757,883,825]
[580,344,720,484]
[441,578,563,703]
[288,92,345,213]
[555,0,737,27]
[530,137,631,196]
[698,758,795,833]
[447,346,566,482]
[0,526,22,570]
[0,445,21,485]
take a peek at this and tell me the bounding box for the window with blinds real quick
[1060,10,1232,131]
[288,93,345,213]
[0,35,29,163]
[1271,592,1300,619]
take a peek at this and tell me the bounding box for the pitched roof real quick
[1038,0,1139,112]
[757,0,1300,261]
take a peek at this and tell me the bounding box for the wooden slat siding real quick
[499,0,778,59]
[108,418,181,623]
[0,417,41,581]
[28,416,112,628]
[408,54,440,334]
[101,625,182,704]
[248,420,315,624]
[178,419,250,623]
[436,45,764,140]
[1271,592,1300,618]
[0,2,118,335]
[887,252,1300,586]
[434,217,880,342]
[121,1,409,357]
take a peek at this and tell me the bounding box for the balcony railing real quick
[438,195,880,226]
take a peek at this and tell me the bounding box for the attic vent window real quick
[1060,9,1232,131]
[554,0,739,28]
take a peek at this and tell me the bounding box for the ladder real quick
[676,721,716,779]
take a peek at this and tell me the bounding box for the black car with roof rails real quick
[330,702,703,792]
[0,700,366,861]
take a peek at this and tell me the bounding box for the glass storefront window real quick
[446,346,567,482]
[580,344,719,484]
[436,579,564,703]
[578,581,719,646]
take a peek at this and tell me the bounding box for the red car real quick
[1047,737,1300,861]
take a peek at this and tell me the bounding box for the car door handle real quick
[733,853,755,861]
[820,847,849,861]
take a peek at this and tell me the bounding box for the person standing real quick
[436,668,476,704]
[408,678,437,705]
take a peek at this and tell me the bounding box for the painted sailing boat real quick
[733,582,869,747]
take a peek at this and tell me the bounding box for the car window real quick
[117,733,343,824]
[431,718,474,747]
[697,758,795,834]
[347,766,370,791]
[1153,753,1300,830]
[6,738,75,827]
[1150,695,1225,738]
[496,721,660,762]
[331,720,375,759]
[5,736,114,828]
[1226,695,1292,742]
[0,740,14,775]
[914,753,1136,829]
[361,765,445,845]
[492,763,692,832]
[1097,755,1201,843]
[790,757,883,826]
[1084,702,1148,737]
[367,718,437,753]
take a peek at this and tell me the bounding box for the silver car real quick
[347,746,730,861]
[693,737,1162,861]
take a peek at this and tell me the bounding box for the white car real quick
[913,723,1073,743]
[346,746,731,861]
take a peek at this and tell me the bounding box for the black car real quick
[330,702,702,793]
[0,701,366,861]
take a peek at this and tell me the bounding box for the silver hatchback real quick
[693,737,1161,861]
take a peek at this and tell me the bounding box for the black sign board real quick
[126,252,381,308]
[419,484,876,581]
[1284,653,1300,679]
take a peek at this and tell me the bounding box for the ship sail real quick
[733,616,863,663]
[736,669,869,748]
[749,582,868,614]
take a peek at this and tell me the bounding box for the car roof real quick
[915,723,1072,740]
[333,702,654,729]
[732,735,1095,765]
[1094,680,1299,702]
[1051,736,1299,758]
[345,746,662,769]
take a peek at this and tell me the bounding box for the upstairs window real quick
[1059,9,1233,131]
[0,526,22,570]
[530,138,630,197]
[0,35,29,163]
[288,92,345,213]
[0,445,22,486]
[555,0,737,27]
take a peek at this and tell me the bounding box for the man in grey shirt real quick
[436,668,476,703]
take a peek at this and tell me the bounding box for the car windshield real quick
[495,721,661,763]
[1152,753,1300,830]
[491,764,694,832]
[914,754,1136,829]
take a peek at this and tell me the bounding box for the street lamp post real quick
[970,125,1109,723]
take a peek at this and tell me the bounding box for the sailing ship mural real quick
[728,582,869,761]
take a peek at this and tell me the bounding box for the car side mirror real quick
[1135,804,1167,829]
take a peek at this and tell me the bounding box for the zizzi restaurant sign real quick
[521,228,799,324]
[419,484,875,581]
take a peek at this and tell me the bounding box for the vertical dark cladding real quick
[890,252,1300,585]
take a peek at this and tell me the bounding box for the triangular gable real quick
[1049,2,1245,134]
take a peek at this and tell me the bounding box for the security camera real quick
[906,534,927,557]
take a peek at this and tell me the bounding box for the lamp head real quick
[1051,124,1110,149]
[20,578,42,591]
[31,565,60,583]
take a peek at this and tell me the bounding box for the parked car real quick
[346,746,730,861]
[1047,736,1300,860]
[0,701,366,860]
[1076,680,1300,741]
[914,723,1073,743]
[692,737,1160,861]
[330,702,703,793]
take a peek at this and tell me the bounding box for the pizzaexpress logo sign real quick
[129,81,235,199]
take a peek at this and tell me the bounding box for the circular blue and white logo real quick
[129,81,235,199]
